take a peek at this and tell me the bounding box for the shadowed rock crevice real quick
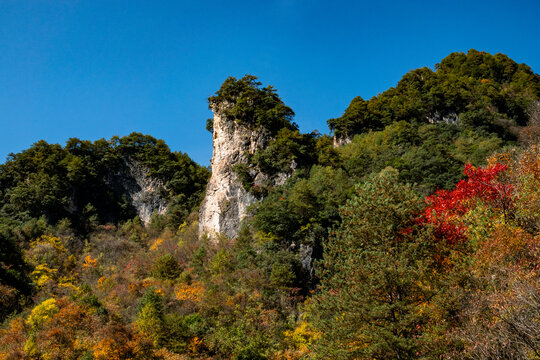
[105,158,168,225]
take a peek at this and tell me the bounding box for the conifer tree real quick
[310,168,445,359]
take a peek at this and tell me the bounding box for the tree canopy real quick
[328,49,540,140]
[208,75,297,135]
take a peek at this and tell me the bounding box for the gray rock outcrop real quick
[427,110,460,124]
[199,103,288,240]
[106,158,168,225]
[333,133,353,147]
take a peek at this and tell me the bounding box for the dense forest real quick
[1,50,539,359]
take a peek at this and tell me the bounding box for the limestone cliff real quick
[106,158,168,225]
[333,133,353,147]
[199,103,288,239]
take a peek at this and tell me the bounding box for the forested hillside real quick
[1,50,539,359]
[329,49,540,143]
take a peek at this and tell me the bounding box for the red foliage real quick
[421,163,512,244]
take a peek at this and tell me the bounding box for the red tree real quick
[421,163,512,244]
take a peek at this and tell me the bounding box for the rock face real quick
[106,158,168,225]
[427,111,460,124]
[333,133,353,147]
[199,103,284,239]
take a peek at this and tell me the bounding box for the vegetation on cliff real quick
[207,74,297,135]
[0,132,209,231]
[1,50,539,360]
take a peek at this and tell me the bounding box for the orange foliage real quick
[476,224,539,269]
[82,255,98,269]
[93,322,156,360]
[93,337,127,360]
[188,336,204,356]
[442,147,540,358]
[149,238,164,251]
[0,317,27,359]
[174,281,205,302]
[33,298,97,359]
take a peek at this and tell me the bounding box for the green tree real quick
[150,253,182,280]
[136,288,165,346]
[328,96,383,139]
[208,75,296,135]
[309,169,446,359]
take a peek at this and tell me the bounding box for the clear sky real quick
[1,0,539,166]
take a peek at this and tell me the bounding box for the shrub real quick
[150,254,182,280]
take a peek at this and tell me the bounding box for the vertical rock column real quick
[198,104,269,239]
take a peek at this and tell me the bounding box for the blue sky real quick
[1,0,539,166]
